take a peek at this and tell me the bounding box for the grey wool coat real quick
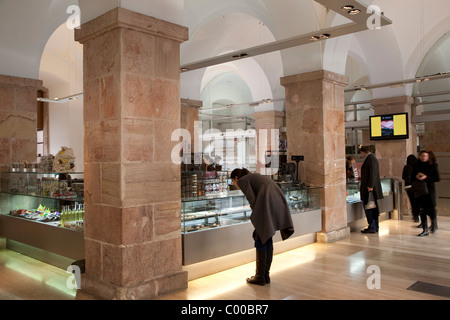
[237,173,295,244]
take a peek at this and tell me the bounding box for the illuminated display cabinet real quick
[346,178,401,231]
[181,183,323,267]
[0,172,85,268]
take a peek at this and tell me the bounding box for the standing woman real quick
[413,151,440,236]
[360,145,384,233]
[402,154,420,223]
[231,168,294,286]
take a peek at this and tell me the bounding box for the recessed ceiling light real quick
[348,9,361,15]
[309,35,321,41]
[232,53,249,59]
[341,5,354,11]
[180,67,190,72]
[320,33,331,39]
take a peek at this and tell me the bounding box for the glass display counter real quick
[346,178,399,230]
[181,183,322,266]
[0,172,85,268]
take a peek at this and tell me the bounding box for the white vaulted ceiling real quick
[0,0,449,104]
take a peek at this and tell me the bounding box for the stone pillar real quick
[180,98,201,150]
[281,70,349,243]
[75,8,189,300]
[370,96,416,179]
[0,75,42,171]
[370,96,416,217]
[253,110,285,175]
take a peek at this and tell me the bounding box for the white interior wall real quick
[39,24,84,172]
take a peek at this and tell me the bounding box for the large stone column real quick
[370,96,416,217]
[253,110,285,175]
[180,98,201,150]
[370,96,416,179]
[0,75,42,171]
[75,7,189,300]
[281,70,349,243]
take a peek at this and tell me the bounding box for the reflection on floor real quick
[1,217,450,300]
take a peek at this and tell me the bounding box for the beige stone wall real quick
[0,75,42,171]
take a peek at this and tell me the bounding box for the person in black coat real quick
[231,168,294,286]
[412,150,440,236]
[402,154,420,222]
[359,145,384,233]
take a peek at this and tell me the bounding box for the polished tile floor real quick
[1,217,450,300]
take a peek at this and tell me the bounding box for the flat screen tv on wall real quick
[370,113,409,140]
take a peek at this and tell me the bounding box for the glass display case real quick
[181,184,321,234]
[181,192,251,233]
[181,182,323,267]
[346,178,393,203]
[346,178,398,229]
[0,171,84,230]
[0,171,85,267]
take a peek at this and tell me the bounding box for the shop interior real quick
[1,0,450,300]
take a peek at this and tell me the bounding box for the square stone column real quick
[180,98,201,150]
[281,70,350,243]
[370,96,416,179]
[253,110,285,174]
[0,75,42,171]
[75,7,189,300]
[370,96,416,217]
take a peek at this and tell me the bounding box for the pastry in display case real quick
[181,181,323,268]
[181,191,251,233]
[0,171,85,266]
[1,171,84,230]
[181,182,322,234]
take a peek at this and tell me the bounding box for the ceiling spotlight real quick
[232,53,249,59]
[180,67,190,72]
[310,35,321,41]
[348,9,361,15]
[320,33,331,39]
[341,5,354,11]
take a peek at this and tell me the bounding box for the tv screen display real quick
[370,113,409,140]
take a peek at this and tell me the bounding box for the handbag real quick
[412,180,428,198]
[365,191,377,210]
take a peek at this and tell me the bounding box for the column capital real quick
[253,110,285,120]
[75,7,189,44]
[0,74,42,90]
[281,70,348,88]
[181,98,202,110]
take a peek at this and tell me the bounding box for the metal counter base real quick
[182,209,322,280]
[0,214,84,269]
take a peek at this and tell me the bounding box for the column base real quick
[77,270,188,300]
[316,227,350,243]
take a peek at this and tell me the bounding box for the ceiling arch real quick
[0,0,79,79]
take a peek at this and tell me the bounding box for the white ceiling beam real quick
[180,0,392,73]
